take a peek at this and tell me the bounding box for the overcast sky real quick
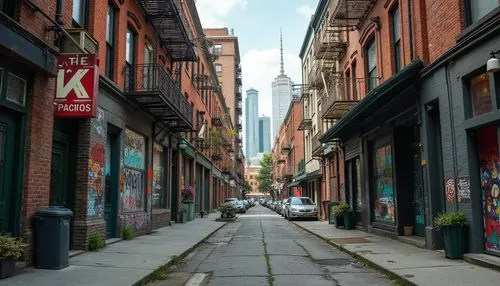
[196,0,318,152]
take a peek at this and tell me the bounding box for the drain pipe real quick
[407,0,414,60]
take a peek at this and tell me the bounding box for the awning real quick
[288,181,302,188]
[304,170,321,181]
[321,60,424,142]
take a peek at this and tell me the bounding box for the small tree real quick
[243,181,252,198]
[256,153,274,200]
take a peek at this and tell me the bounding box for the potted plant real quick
[0,234,27,279]
[182,185,195,221]
[219,203,236,219]
[332,202,350,228]
[435,211,468,259]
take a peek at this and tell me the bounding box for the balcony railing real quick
[312,131,323,158]
[298,118,312,131]
[308,59,338,90]
[319,78,365,120]
[313,30,347,60]
[329,0,377,29]
[124,64,193,130]
[236,101,242,115]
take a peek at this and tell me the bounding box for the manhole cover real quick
[315,258,352,266]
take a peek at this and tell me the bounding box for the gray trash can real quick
[34,206,73,269]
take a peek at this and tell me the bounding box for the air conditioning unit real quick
[61,28,98,54]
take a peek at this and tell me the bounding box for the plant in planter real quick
[182,185,194,202]
[219,203,237,219]
[332,203,350,228]
[0,234,27,279]
[435,211,468,259]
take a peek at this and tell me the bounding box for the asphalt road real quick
[151,204,392,286]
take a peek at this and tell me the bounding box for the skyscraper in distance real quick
[258,116,271,153]
[245,88,259,159]
[272,29,294,140]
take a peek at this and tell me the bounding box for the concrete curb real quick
[132,221,228,286]
[291,221,417,286]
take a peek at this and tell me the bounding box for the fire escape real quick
[312,0,376,158]
[124,0,197,132]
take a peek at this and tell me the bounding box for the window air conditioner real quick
[62,28,98,54]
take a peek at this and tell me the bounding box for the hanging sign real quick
[54,54,99,117]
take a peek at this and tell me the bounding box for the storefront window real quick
[122,129,145,212]
[470,73,491,117]
[373,144,395,223]
[152,143,164,209]
[477,126,500,254]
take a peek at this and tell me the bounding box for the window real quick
[467,0,499,24]
[345,69,351,100]
[391,5,402,73]
[125,26,136,89]
[213,44,222,55]
[1,0,15,17]
[215,64,222,74]
[470,73,491,117]
[6,72,26,106]
[105,4,115,79]
[351,61,358,100]
[366,38,377,91]
[72,0,89,29]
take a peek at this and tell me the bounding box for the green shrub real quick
[332,202,351,217]
[122,226,134,240]
[0,234,27,260]
[88,233,105,251]
[435,211,468,228]
[219,203,237,218]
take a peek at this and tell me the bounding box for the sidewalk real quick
[1,213,226,286]
[293,220,500,286]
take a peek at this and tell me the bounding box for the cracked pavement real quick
[149,205,392,286]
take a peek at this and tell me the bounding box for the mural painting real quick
[122,129,146,212]
[478,126,500,254]
[124,129,145,169]
[373,144,395,223]
[88,142,105,218]
[152,144,164,208]
[445,178,456,202]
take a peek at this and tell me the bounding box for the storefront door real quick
[477,126,500,255]
[104,130,120,238]
[372,142,395,224]
[0,111,16,233]
[412,149,425,237]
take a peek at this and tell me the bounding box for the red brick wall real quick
[425,0,464,63]
[22,75,56,264]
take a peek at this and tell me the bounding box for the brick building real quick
[303,0,500,258]
[272,99,304,199]
[0,0,239,265]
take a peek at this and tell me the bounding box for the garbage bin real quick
[34,206,73,269]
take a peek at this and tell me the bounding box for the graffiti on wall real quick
[93,108,105,137]
[445,178,455,202]
[373,144,395,223]
[88,142,105,218]
[152,143,163,208]
[124,129,145,169]
[122,168,144,212]
[121,212,148,231]
[457,176,471,203]
[478,126,500,254]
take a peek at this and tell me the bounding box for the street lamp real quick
[178,139,188,150]
[487,50,500,73]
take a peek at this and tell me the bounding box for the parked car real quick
[242,199,250,209]
[225,198,238,204]
[235,200,246,213]
[284,197,318,221]
[276,200,283,215]
[280,199,287,216]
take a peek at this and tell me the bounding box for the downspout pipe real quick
[407,0,414,60]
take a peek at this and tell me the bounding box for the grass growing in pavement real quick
[260,219,274,286]
[150,266,169,281]
[171,255,183,266]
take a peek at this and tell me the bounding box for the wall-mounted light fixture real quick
[487,50,500,73]
[178,139,188,150]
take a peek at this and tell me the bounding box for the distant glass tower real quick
[272,30,294,140]
[258,116,271,153]
[245,88,259,158]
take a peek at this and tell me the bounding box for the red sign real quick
[54,54,98,117]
